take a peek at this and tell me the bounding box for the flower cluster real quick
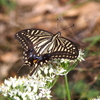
[0,49,84,100]
[0,76,52,100]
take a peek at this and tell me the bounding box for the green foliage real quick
[68,0,77,3]
[70,80,100,99]
[53,79,100,99]
[0,94,7,100]
[86,89,99,98]
[73,80,87,94]
[54,83,66,99]
[83,35,100,56]
[0,0,16,12]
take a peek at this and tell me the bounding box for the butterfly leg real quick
[29,63,39,76]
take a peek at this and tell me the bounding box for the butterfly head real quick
[55,31,61,37]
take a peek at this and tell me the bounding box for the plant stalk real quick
[64,75,71,100]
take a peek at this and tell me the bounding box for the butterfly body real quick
[24,47,52,66]
[23,47,52,75]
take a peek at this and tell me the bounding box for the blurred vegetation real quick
[83,35,100,56]
[53,76,100,100]
[0,0,16,13]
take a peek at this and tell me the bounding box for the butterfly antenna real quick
[17,64,25,73]
[60,24,74,32]
[57,18,60,31]
[56,18,74,32]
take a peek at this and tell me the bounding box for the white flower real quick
[49,67,54,74]
[38,88,52,99]
[4,79,12,87]
[44,66,49,74]
[13,96,20,100]
[0,76,51,100]
[77,49,85,61]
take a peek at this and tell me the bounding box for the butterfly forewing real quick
[15,32,37,66]
[15,29,54,54]
[14,32,30,51]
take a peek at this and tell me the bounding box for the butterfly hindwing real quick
[52,36,79,58]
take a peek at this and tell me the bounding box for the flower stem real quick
[64,75,71,100]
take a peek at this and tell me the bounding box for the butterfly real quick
[15,29,79,75]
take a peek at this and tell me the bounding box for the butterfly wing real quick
[14,31,29,51]
[15,29,53,54]
[52,36,79,59]
[36,33,79,59]
[15,32,37,66]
